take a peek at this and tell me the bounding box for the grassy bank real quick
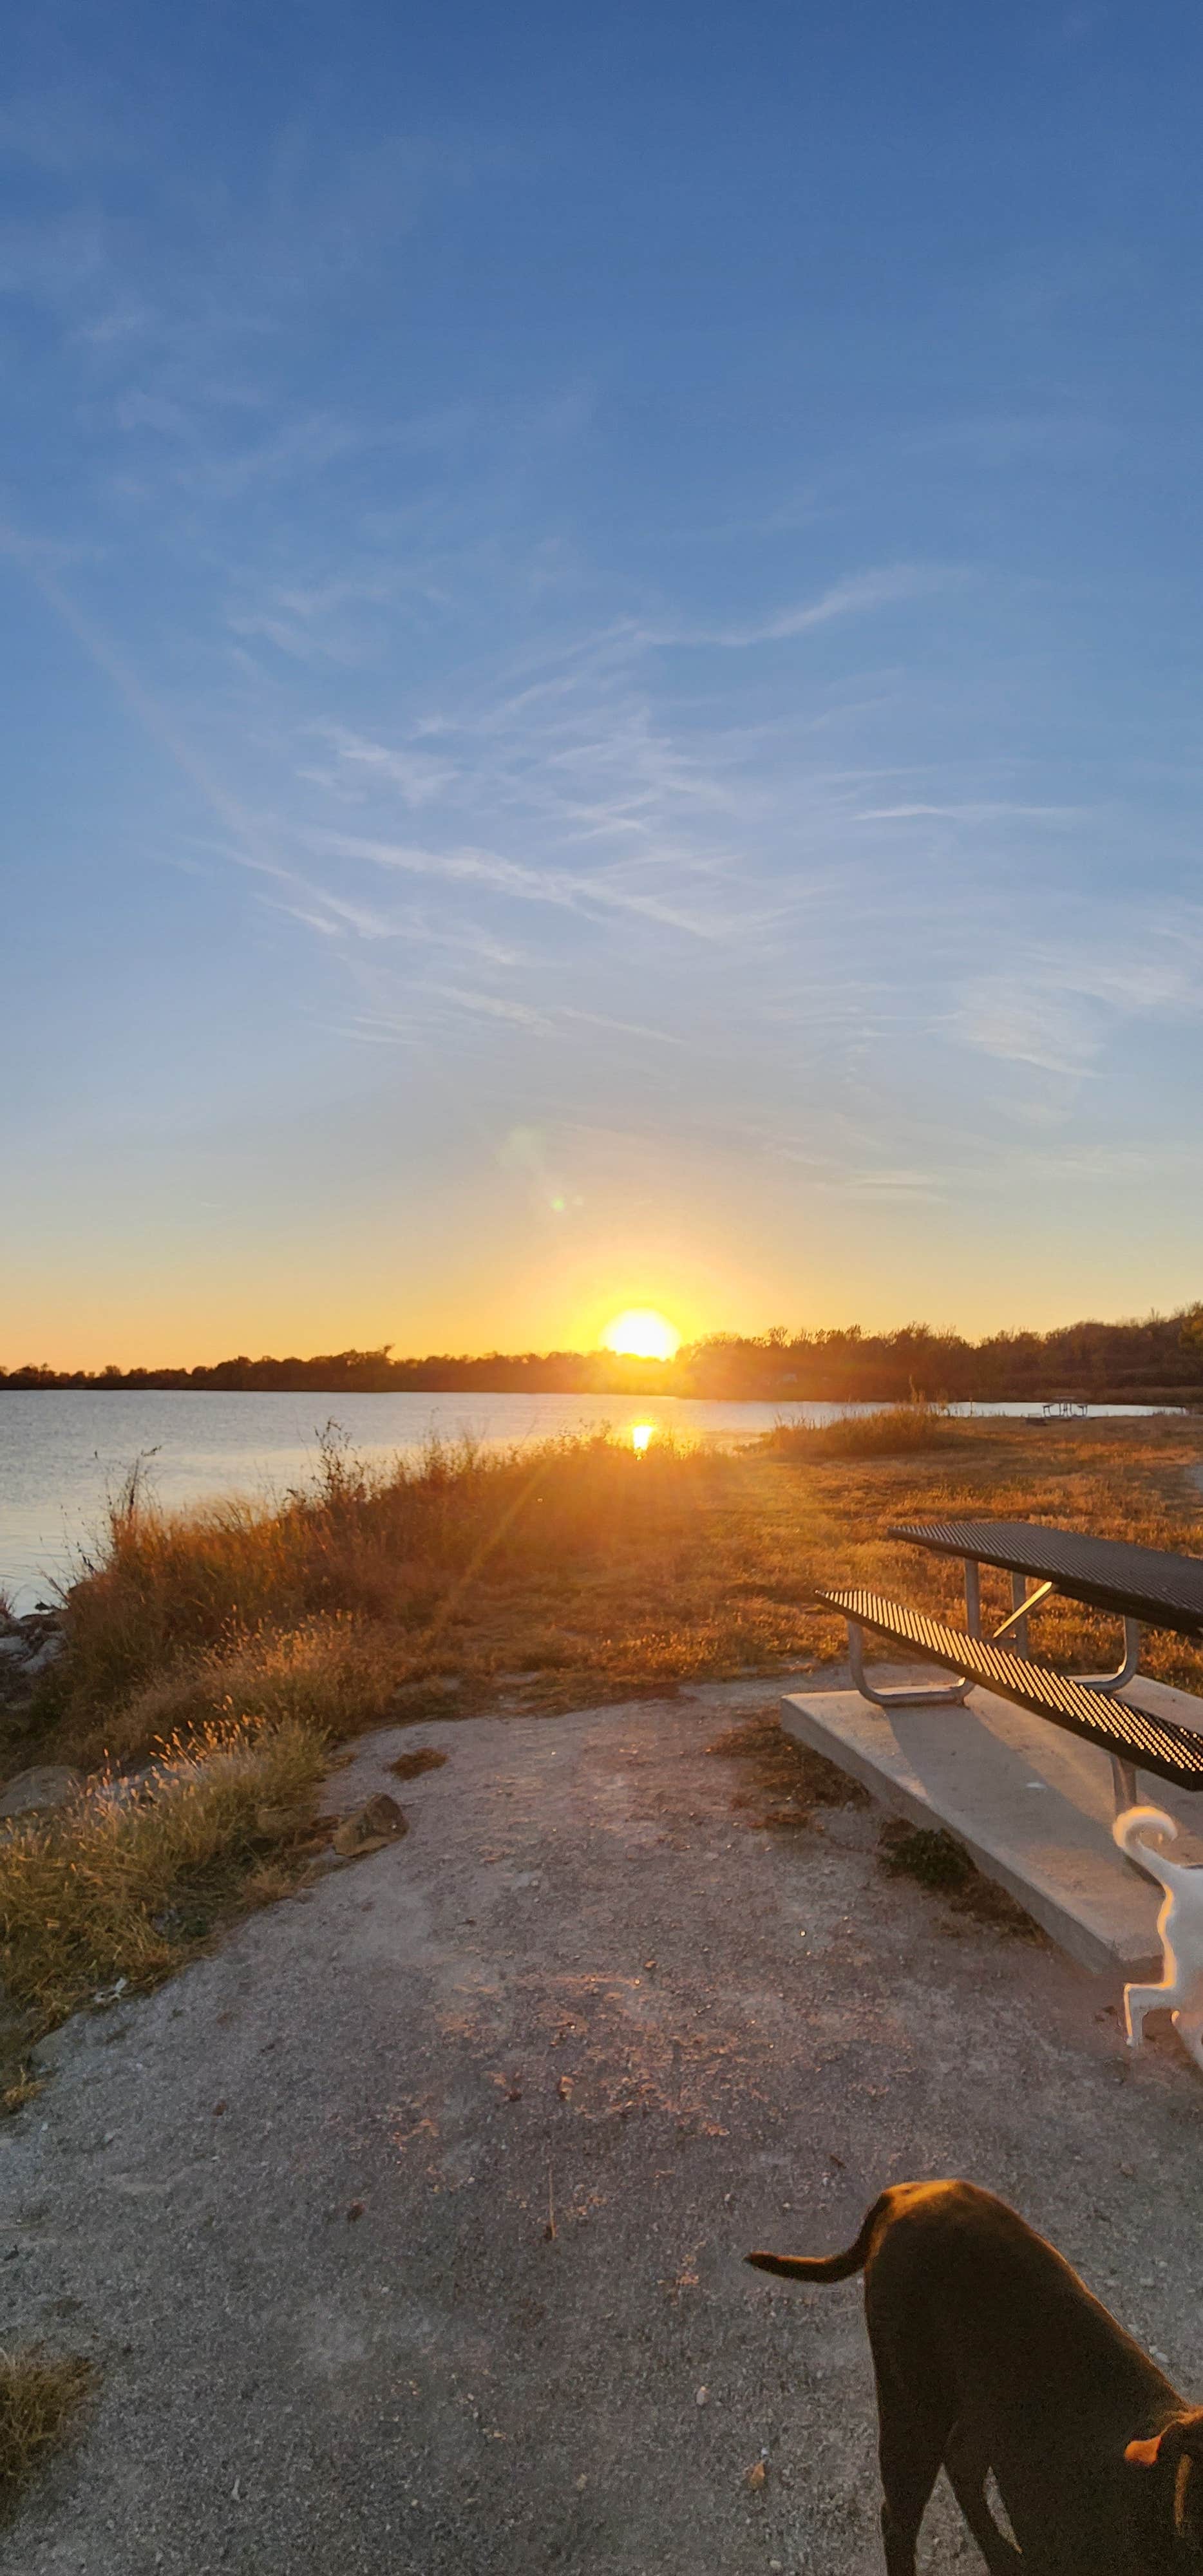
[4,1414,1203,2050]
[39,1413,1202,1752]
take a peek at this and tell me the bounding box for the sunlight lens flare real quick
[630,1423,654,1453]
[600,1308,681,1361]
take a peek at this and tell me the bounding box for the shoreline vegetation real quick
[3,1410,1203,2061]
[5,1303,1203,1405]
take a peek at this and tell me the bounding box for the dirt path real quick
[5,1681,1203,2574]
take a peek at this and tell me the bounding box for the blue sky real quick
[4,1,1203,1365]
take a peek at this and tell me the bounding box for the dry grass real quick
[0,1713,328,2029]
[764,1400,956,1460]
[0,2347,93,2512]
[789,1413,1203,1694]
[22,1417,1203,1776]
[1,2066,44,2115]
[63,1613,400,1774]
[28,1430,811,1773]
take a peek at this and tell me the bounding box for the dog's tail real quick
[745,2195,887,2286]
[1113,1804,1181,1871]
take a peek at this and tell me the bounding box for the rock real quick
[331,1794,407,1857]
[23,1634,64,1675]
[0,1637,27,1662]
[0,1764,86,1819]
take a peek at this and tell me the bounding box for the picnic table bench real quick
[815,1518,1203,1814]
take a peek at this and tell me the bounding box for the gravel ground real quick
[4,1678,1203,2575]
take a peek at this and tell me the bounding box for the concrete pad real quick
[781,1677,1203,1977]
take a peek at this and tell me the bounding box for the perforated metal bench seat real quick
[814,1586,1203,1792]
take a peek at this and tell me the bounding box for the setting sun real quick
[600,1308,682,1362]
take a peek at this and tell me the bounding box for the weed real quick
[878,1819,1043,1939]
[0,2347,94,2510]
[879,1822,976,1891]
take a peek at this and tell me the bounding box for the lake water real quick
[0,1388,1177,1613]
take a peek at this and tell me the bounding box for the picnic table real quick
[815,1518,1203,1814]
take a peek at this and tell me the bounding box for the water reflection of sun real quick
[600,1308,681,1361]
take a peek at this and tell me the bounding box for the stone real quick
[23,1634,64,1675]
[330,1794,407,1857]
[0,1764,86,1819]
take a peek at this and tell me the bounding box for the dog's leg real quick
[878,2406,945,2576]
[1123,1975,1187,2048]
[943,2425,1022,2571]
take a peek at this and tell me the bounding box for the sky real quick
[4,1,1203,1367]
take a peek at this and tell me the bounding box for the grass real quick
[0,2347,93,2512]
[28,1416,1203,1785]
[764,1399,956,1460]
[3,1410,1202,2047]
[0,1712,327,2031]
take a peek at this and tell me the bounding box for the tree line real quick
[4,1309,1203,1402]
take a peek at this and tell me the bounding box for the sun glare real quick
[630,1423,653,1452]
[600,1307,681,1361]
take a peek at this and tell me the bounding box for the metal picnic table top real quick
[889,1518,1203,1642]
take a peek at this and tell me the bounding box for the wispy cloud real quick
[313,723,458,804]
[651,563,960,650]
[307,826,737,941]
[947,929,1203,1077]
[853,801,1090,825]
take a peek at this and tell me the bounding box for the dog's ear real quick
[1126,2435,1164,2468]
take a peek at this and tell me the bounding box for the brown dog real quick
[746,2179,1203,2573]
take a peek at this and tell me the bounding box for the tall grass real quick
[764,1400,956,1461]
[42,1430,748,1757]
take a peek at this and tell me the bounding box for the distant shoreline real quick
[1,1382,1200,1409]
[5,1310,1203,1409]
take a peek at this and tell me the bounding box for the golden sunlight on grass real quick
[600,1307,681,1360]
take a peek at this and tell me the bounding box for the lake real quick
[0,1388,1174,1613]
